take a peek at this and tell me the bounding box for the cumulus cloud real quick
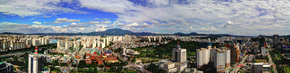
[54,18,80,23]
[33,21,41,25]
[111,21,153,32]
[221,21,234,28]
[94,18,99,20]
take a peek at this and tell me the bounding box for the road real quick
[267,48,278,73]
[128,61,151,73]
[231,55,248,73]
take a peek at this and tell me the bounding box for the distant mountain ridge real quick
[1,29,289,38]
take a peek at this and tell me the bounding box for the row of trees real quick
[269,50,290,73]
[145,63,167,73]
[139,40,199,59]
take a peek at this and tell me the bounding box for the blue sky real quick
[0,0,290,36]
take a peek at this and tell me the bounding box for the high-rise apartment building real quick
[229,44,240,62]
[214,49,225,73]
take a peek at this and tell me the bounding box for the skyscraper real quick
[259,37,265,49]
[28,47,45,73]
[172,41,186,63]
[273,35,279,44]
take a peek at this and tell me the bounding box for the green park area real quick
[131,40,206,60]
[269,50,290,73]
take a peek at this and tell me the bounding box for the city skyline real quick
[1,0,290,36]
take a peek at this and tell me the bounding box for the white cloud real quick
[78,21,111,24]
[0,0,86,17]
[79,0,136,13]
[111,21,153,32]
[54,18,80,23]
[33,21,41,25]
[95,18,99,20]
[77,0,290,35]
[221,21,234,28]
[190,26,218,32]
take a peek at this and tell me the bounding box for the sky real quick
[0,0,290,36]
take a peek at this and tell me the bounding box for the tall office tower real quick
[259,37,265,49]
[214,49,226,73]
[172,41,187,63]
[154,37,156,41]
[273,35,279,44]
[230,44,240,62]
[28,47,45,73]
